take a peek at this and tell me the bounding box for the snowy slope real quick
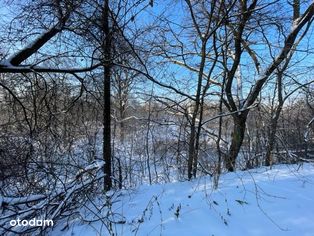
[51,163,314,236]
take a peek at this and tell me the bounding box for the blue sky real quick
[0,0,313,104]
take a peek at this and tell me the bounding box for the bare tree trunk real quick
[102,0,112,191]
[214,77,225,188]
[187,41,207,180]
[225,114,247,172]
[187,124,196,180]
[145,93,153,185]
[117,158,123,189]
[265,0,300,167]
[265,120,278,166]
[265,92,283,166]
[222,0,313,172]
[192,127,201,178]
[119,101,125,143]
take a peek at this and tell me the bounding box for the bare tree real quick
[221,0,314,171]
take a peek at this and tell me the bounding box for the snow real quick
[50,163,314,236]
[75,160,105,179]
[0,194,46,206]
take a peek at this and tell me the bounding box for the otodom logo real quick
[10,218,53,227]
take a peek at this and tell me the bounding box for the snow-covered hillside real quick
[50,163,314,236]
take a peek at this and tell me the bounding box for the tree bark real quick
[187,124,196,180]
[265,104,283,167]
[225,114,247,172]
[265,121,277,166]
[103,0,112,191]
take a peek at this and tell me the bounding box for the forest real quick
[0,0,314,235]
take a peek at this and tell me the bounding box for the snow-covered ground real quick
[51,163,314,236]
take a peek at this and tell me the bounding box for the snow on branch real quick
[75,160,105,179]
[0,195,46,207]
[7,12,70,67]
[0,161,106,235]
[0,63,102,73]
[8,25,64,66]
[243,1,314,109]
[0,10,97,74]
